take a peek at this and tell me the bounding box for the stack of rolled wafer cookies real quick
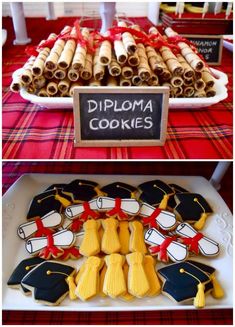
[10,22,217,98]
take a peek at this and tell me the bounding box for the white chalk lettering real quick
[89,118,99,130]
[144,117,153,129]
[135,117,143,128]
[121,119,131,129]
[143,100,153,112]
[110,119,119,129]
[104,99,114,111]
[99,119,109,129]
[87,100,98,113]
[122,100,132,111]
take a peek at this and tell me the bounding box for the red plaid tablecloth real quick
[2,162,233,325]
[2,17,233,159]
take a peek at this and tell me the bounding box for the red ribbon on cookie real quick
[180,232,204,254]
[34,217,53,237]
[59,246,81,260]
[39,234,64,259]
[149,236,177,262]
[106,198,128,220]
[80,201,100,221]
[141,207,162,228]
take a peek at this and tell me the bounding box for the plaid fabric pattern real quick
[2,17,233,159]
[2,162,233,324]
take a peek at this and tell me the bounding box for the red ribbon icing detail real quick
[141,208,162,228]
[59,247,81,260]
[34,217,53,237]
[180,232,204,254]
[107,198,128,220]
[80,202,100,221]
[149,236,177,261]
[70,218,84,233]
[39,233,63,259]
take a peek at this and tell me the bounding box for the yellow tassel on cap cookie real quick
[54,194,72,207]
[103,253,126,298]
[159,194,170,210]
[194,213,208,230]
[79,219,101,257]
[101,218,121,254]
[126,252,150,298]
[66,275,77,300]
[129,221,147,254]
[210,273,224,299]
[179,268,206,309]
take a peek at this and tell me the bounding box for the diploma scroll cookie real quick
[145,228,188,263]
[139,202,177,230]
[96,196,140,220]
[17,211,63,239]
[25,229,75,259]
[176,223,219,257]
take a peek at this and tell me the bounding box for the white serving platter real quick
[17,68,228,110]
[2,174,233,311]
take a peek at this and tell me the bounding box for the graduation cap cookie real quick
[174,193,213,230]
[167,184,190,210]
[100,182,137,199]
[138,180,174,209]
[62,179,104,203]
[27,189,73,220]
[21,261,76,305]
[7,257,45,294]
[44,184,68,192]
[158,260,224,308]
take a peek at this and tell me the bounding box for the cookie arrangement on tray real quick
[10,21,217,98]
[7,178,225,308]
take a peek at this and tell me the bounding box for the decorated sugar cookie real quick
[79,219,101,257]
[101,218,121,254]
[174,193,213,230]
[176,223,219,257]
[143,255,161,297]
[17,211,63,239]
[27,189,72,220]
[62,179,104,203]
[139,202,177,230]
[97,196,140,220]
[158,260,224,308]
[145,228,188,263]
[100,182,137,199]
[167,184,190,209]
[129,220,147,254]
[65,199,100,232]
[7,257,45,294]
[59,232,84,260]
[25,229,75,259]
[138,180,174,209]
[21,260,76,305]
[75,256,103,301]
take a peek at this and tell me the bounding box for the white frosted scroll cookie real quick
[25,229,75,259]
[139,202,177,230]
[176,223,219,257]
[17,210,63,239]
[144,228,188,263]
[96,197,140,220]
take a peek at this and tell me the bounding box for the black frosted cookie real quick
[158,261,213,308]
[27,189,73,220]
[62,179,103,203]
[7,257,45,294]
[21,261,76,305]
[138,180,174,209]
[44,184,67,192]
[174,193,213,230]
[168,184,190,209]
[100,182,137,199]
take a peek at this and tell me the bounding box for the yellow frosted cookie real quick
[103,253,126,298]
[101,218,121,254]
[79,219,100,256]
[120,261,134,301]
[129,220,147,253]
[118,221,130,255]
[75,256,103,301]
[126,252,150,298]
[99,262,107,297]
[143,255,161,297]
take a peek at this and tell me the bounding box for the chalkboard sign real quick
[182,34,222,65]
[73,87,169,147]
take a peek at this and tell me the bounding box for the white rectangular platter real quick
[2,174,233,311]
[19,68,228,110]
